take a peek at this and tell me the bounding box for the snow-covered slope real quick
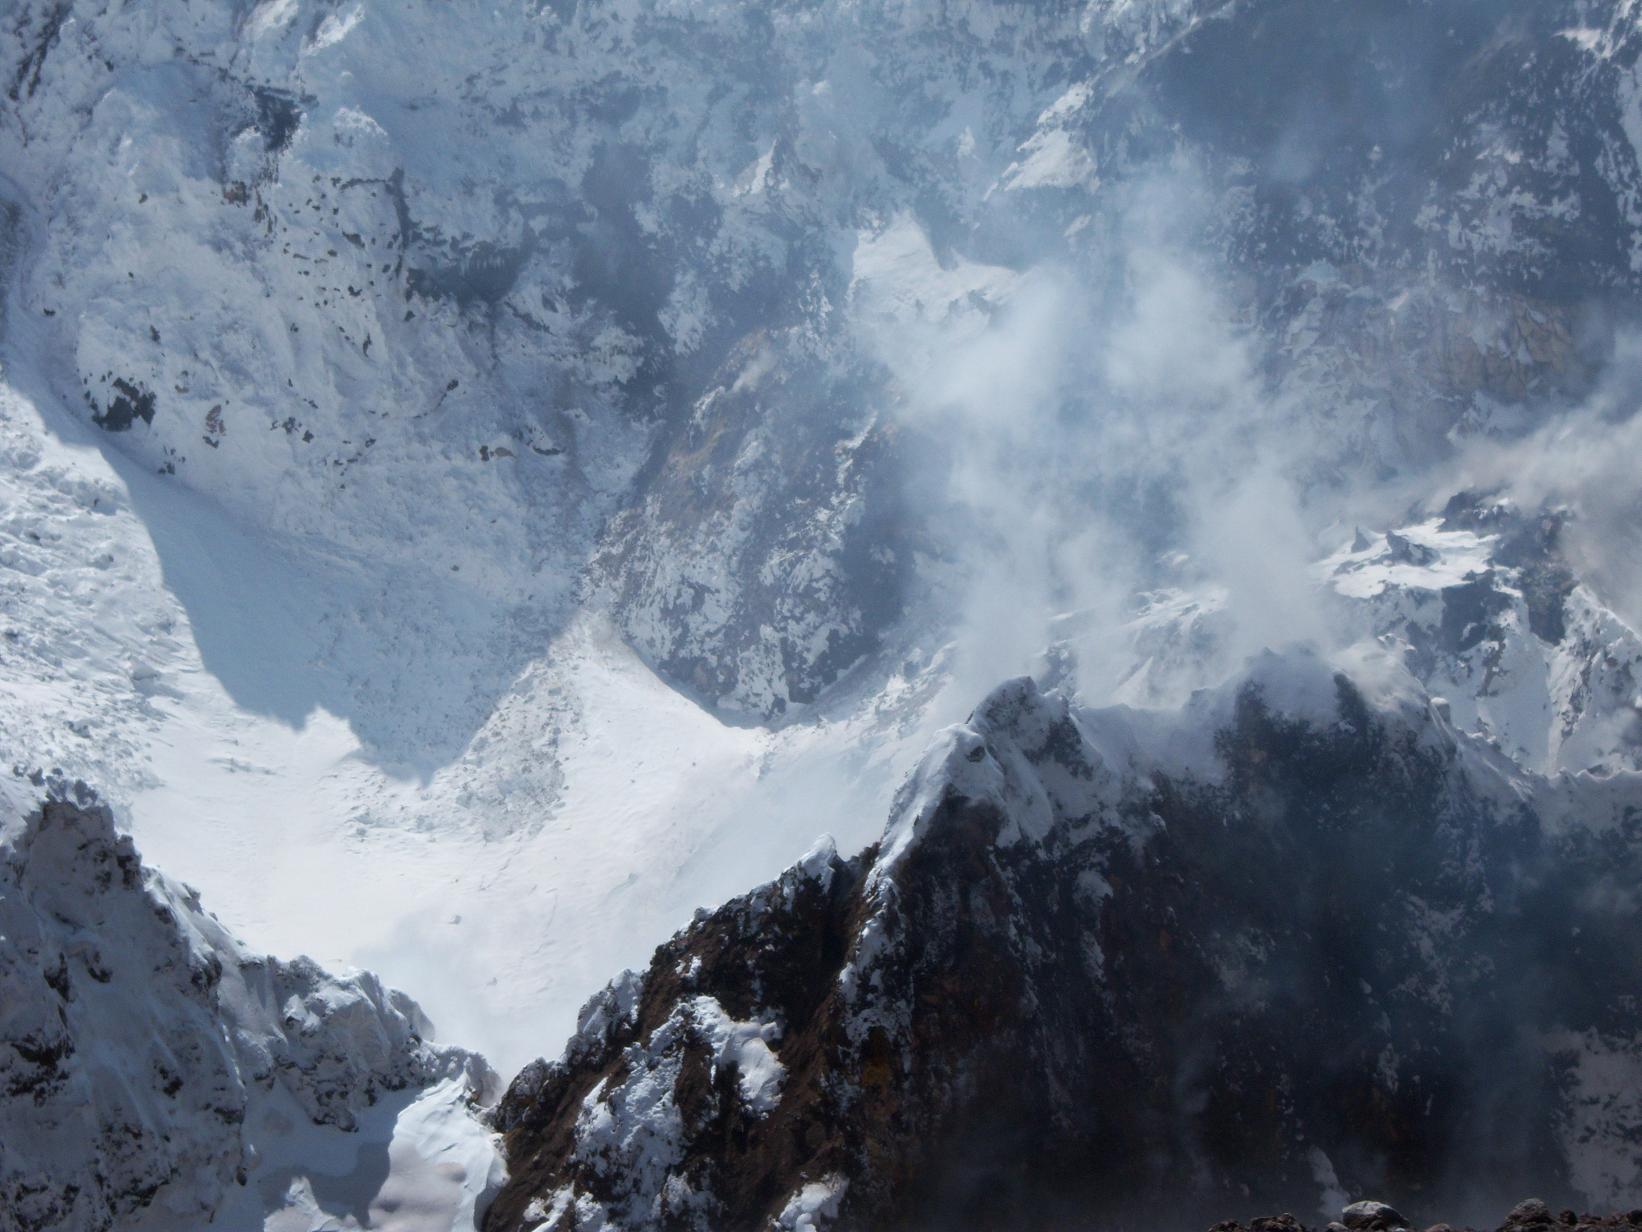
[9,0,1642,723]
[1321,498,1642,777]
[0,773,500,1232]
[1100,495,1642,779]
[0,369,942,1075]
[7,0,1642,755]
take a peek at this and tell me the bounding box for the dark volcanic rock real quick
[1209,1200,1642,1232]
[1343,1202,1409,1230]
[485,656,1642,1231]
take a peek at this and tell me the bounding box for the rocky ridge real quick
[1108,494,1642,778]
[0,773,500,1232]
[485,657,1642,1230]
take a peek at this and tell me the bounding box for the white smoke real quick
[856,159,1349,713]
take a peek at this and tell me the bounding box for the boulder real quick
[1344,1202,1409,1231]
[1509,1201,1554,1226]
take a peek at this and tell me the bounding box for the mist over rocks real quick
[7,0,1642,722]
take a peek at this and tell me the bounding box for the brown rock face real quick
[484,666,1642,1231]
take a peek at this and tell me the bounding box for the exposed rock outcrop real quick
[486,659,1642,1230]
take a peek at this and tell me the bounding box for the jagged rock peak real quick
[0,775,499,1232]
[485,654,1642,1230]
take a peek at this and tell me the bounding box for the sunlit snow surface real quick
[0,370,945,1079]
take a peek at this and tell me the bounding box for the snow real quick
[773,1176,849,1231]
[216,1078,503,1232]
[1320,519,1497,601]
[0,363,949,1080]
[2,1,1640,1223]
[561,1004,711,1228]
[1003,128,1097,191]
[690,996,786,1115]
[871,720,1008,885]
[127,596,888,1075]
[0,783,498,1232]
[11,318,1628,1127]
[1318,517,1642,776]
[849,212,1019,328]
